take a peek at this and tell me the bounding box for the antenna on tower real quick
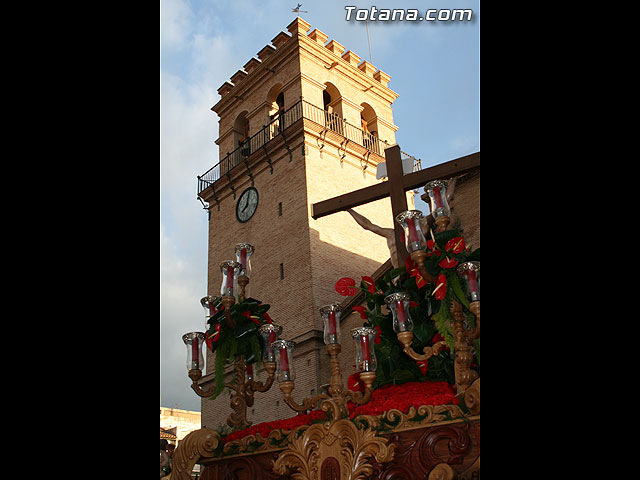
[292,3,308,16]
[365,18,373,64]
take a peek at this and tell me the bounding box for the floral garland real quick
[222,409,329,445]
[204,297,273,399]
[346,379,458,419]
[336,227,480,389]
[219,380,459,448]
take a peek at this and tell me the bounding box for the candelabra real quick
[394,180,481,395]
[274,304,377,420]
[182,243,283,429]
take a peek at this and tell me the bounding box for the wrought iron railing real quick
[197,99,390,195]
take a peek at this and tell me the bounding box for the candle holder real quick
[385,293,447,362]
[184,244,282,429]
[220,260,241,328]
[235,243,254,300]
[451,261,480,395]
[200,295,219,331]
[424,180,451,231]
[258,323,283,363]
[275,311,377,420]
[395,210,436,284]
[319,303,342,345]
[183,332,205,372]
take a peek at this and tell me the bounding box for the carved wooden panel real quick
[199,418,479,480]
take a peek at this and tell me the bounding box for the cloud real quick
[160,223,206,410]
[160,0,195,48]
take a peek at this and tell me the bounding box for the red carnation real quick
[335,277,357,296]
[352,305,368,320]
[361,276,376,293]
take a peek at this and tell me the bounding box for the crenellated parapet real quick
[215,17,395,102]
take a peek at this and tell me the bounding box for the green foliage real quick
[349,228,479,388]
[205,297,272,399]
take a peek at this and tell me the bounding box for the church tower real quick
[197,17,414,428]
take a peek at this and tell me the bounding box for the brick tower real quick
[196,17,414,429]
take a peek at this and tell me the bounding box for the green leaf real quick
[449,273,470,309]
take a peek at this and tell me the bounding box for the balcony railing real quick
[197,99,391,195]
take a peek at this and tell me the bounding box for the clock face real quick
[236,187,259,223]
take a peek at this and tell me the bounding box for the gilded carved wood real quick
[170,428,221,480]
[272,399,396,480]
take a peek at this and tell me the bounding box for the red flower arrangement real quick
[222,409,329,444]
[222,380,458,445]
[347,380,458,419]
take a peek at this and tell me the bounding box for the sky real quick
[160,0,479,412]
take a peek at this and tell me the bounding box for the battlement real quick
[216,17,392,99]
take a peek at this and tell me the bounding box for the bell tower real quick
[197,17,414,428]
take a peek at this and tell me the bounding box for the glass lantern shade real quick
[319,304,342,345]
[384,292,414,333]
[258,323,282,363]
[200,295,219,329]
[351,327,377,372]
[182,332,205,371]
[219,260,241,299]
[395,210,427,253]
[457,261,480,302]
[235,243,254,278]
[272,339,296,382]
[424,180,451,219]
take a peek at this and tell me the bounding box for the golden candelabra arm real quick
[279,380,330,413]
[249,361,277,393]
[188,368,234,399]
[468,300,480,340]
[221,295,236,328]
[397,330,448,362]
[345,371,376,405]
[450,300,479,396]
[434,215,450,232]
[410,250,437,284]
[237,275,249,302]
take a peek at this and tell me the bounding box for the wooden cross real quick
[311,145,480,269]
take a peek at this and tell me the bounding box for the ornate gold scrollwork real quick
[272,416,395,480]
[171,428,221,480]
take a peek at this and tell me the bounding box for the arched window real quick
[360,103,379,154]
[233,111,250,163]
[323,83,343,135]
[266,83,284,139]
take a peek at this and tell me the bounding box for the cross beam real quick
[311,145,480,268]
